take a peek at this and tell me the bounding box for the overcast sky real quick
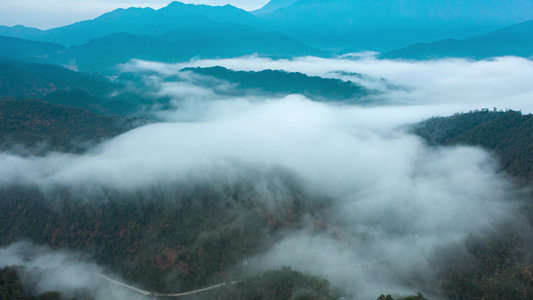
[0,0,270,30]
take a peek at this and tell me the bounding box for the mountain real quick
[0,1,263,47]
[67,19,322,74]
[182,66,371,101]
[252,0,299,15]
[256,0,533,51]
[0,35,65,63]
[3,0,533,53]
[381,20,533,60]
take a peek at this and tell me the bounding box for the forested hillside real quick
[411,109,533,181]
[0,99,147,154]
[183,66,370,101]
[0,58,161,116]
[0,58,114,98]
[0,167,333,293]
[0,36,65,64]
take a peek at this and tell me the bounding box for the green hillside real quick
[0,99,147,154]
[183,66,370,101]
[0,58,159,116]
[0,58,114,98]
[0,167,333,293]
[0,36,65,63]
[410,109,533,181]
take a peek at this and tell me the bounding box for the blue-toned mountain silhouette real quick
[0,1,262,47]
[381,20,533,60]
[255,0,533,51]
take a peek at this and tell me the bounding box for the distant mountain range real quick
[0,1,323,74]
[2,0,533,54]
[0,2,262,47]
[254,0,533,51]
[381,20,533,60]
[66,18,322,74]
[0,0,532,77]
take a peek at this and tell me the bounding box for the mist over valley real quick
[1,1,533,300]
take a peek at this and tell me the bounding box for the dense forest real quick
[411,109,533,182]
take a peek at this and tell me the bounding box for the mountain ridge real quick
[255,0,533,51]
[381,20,533,59]
[0,1,263,47]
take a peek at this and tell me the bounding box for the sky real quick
[0,0,270,30]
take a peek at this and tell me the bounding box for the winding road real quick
[88,272,237,298]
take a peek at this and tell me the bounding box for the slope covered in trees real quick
[0,58,159,116]
[0,36,65,64]
[410,109,533,181]
[183,66,370,102]
[0,58,114,98]
[0,167,334,293]
[0,99,147,154]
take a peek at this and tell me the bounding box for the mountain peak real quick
[162,1,239,10]
[252,0,299,15]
